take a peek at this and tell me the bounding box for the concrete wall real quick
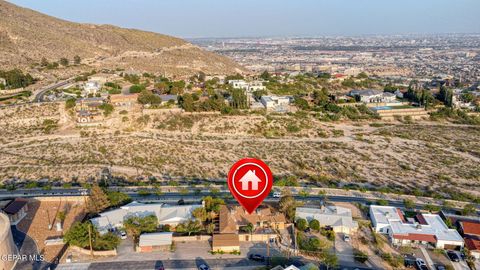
[69,246,117,256]
[0,213,17,270]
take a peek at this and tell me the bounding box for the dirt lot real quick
[17,198,86,262]
[0,103,479,199]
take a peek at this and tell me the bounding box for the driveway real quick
[335,233,354,264]
[11,226,47,270]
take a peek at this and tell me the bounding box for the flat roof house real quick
[91,202,201,234]
[370,205,464,249]
[1,198,28,225]
[295,205,358,234]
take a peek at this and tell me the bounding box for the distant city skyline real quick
[8,0,480,38]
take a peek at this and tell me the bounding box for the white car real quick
[120,231,127,239]
[416,258,428,269]
[273,192,281,198]
[343,234,351,242]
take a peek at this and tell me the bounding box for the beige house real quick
[218,205,286,234]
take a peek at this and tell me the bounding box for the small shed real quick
[138,232,173,252]
[212,234,240,253]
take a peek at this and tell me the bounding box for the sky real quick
[8,0,480,38]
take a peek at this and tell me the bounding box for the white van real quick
[273,191,282,198]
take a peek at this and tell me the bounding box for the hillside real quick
[0,0,246,75]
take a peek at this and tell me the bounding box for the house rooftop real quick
[460,221,480,236]
[296,205,358,229]
[2,198,28,215]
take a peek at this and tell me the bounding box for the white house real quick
[295,205,358,234]
[370,205,464,249]
[261,96,290,111]
[348,90,398,103]
[84,81,101,95]
[90,202,201,234]
[228,80,266,93]
[239,170,262,191]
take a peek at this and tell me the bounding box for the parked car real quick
[343,234,351,242]
[198,264,209,270]
[446,250,460,262]
[120,231,127,240]
[249,254,265,262]
[435,264,446,270]
[416,258,428,270]
[273,191,281,198]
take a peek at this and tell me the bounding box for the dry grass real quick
[0,103,479,199]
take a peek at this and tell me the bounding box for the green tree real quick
[60,58,69,67]
[377,199,389,206]
[279,191,299,221]
[423,203,441,213]
[64,222,120,251]
[296,218,307,231]
[129,84,146,94]
[192,207,208,222]
[87,185,111,214]
[260,71,271,81]
[65,98,76,109]
[106,191,132,207]
[124,215,158,241]
[462,204,477,216]
[244,223,254,235]
[230,88,248,109]
[138,89,162,105]
[206,223,215,235]
[176,220,202,236]
[180,93,195,112]
[403,199,415,210]
[309,219,320,231]
[74,55,81,65]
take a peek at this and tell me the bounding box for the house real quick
[212,234,240,253]
[465,238,480,259]
[84,81,101,95]
[239,170,262,191]
[1,198,29,225]
[75,97,105,123]
[218,205,286,235]
[370,205,464,249]
[348,90,397,103]
[109,94,139,107]
[459,221,480,240]
[459,221,480,259]
[260,96,290,111]
[295,205,358,234]
[138,232,173,252]
[90,202,201,234]
[228,80,266,92]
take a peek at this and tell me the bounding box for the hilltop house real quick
[260,96,290,111]
[295,205,358,234]
[348,90,397,103]
[75,97,105,123]
[370,205,464,249]
[228,80,266,92]
[90,201,201,234]
[84,81,101,95]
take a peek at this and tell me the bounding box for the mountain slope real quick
[0,0,246,75]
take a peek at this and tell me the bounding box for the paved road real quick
[0,187,477,215]
[33,79,74,102]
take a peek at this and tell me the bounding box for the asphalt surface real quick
[33,79,74,102]
[11,226,49,270]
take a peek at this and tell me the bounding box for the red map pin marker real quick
[227,158,273,214]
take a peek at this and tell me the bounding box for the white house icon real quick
[239,170,262,191]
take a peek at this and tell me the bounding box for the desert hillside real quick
[0,0,246,75]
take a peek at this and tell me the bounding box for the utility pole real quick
[88,224,94,258]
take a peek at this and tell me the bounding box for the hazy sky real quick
[9,0,480,38]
